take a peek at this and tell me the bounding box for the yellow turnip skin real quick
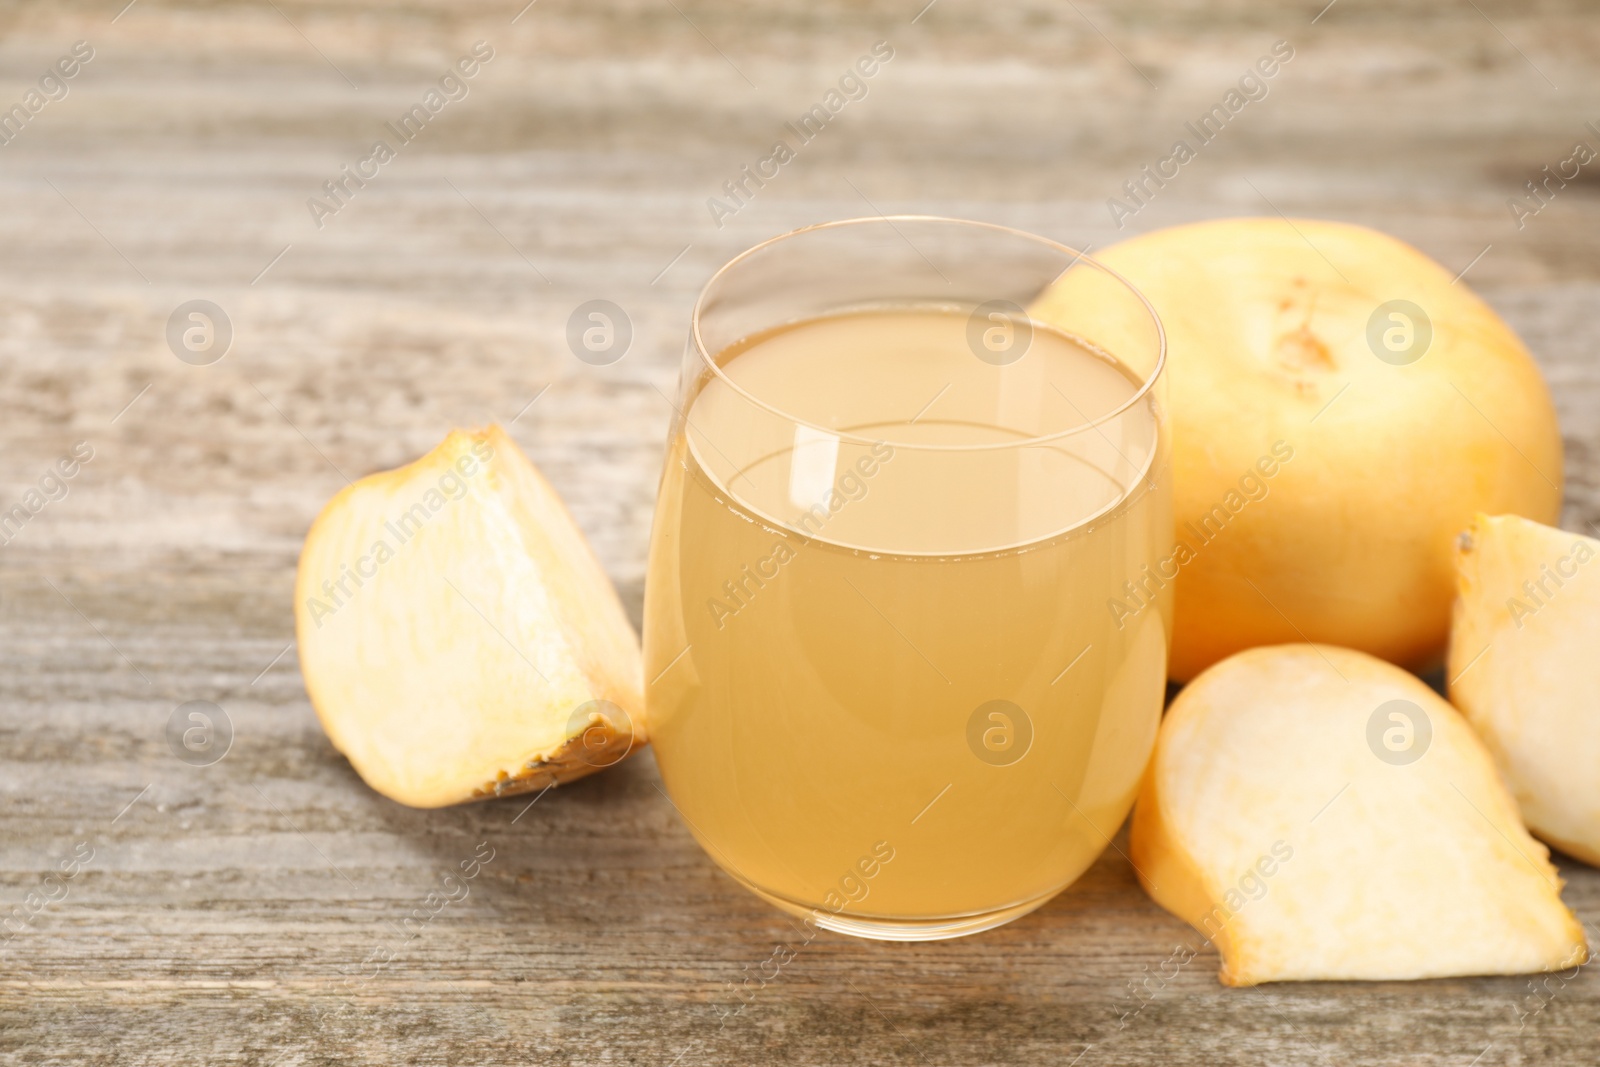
[1034,218,1562,681]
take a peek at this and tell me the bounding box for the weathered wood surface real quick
[2,0,1599,1063]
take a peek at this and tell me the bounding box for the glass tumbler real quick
[644,216,1169,940]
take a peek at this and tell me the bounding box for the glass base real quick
[734,875,1064,942]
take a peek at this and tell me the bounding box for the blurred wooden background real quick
[2,0,1598,1063]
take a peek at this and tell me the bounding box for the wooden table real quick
[3,0,1598,1062]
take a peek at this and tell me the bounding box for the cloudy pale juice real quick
[645,307,1171,929]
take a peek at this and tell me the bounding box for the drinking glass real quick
[644,216,1169,940]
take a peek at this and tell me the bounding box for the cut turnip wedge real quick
[1451,513,1600,867]
[1131,644,1586,985]
[294,426,644,808]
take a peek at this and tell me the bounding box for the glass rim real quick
[689,214,1167,454]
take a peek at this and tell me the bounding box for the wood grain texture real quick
[2,0,1599,1063]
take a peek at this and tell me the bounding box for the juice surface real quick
[646,307,1171,923]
